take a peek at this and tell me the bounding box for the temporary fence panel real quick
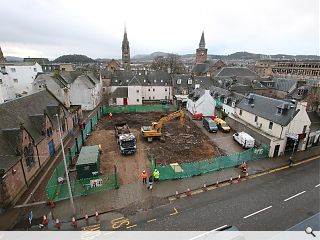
[157,146,269,180]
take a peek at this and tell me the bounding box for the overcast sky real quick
[0,0,319,59]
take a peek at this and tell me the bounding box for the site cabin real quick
[76,145,100,179]
[114,123,137,155]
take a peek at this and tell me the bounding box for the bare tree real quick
[150,54,185,74]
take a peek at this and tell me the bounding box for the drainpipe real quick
[35,145,41,168]
[20,160,28,187]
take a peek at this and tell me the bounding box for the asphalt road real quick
[102,158,319,231]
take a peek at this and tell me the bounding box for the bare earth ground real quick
[93,112,217,176]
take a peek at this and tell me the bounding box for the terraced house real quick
[0,90,82,209]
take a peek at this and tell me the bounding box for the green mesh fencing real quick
[156,146,269,180]
[102,105,178,114]
[45,174,119,202]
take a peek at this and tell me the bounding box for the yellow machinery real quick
[141,110,185,141]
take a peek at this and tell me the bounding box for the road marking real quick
[126,224,137,229]
[283,191,306,202]
[169,207,178,216]
[243,206,272,219]
[81,223,101,231]
[111,217,130,229]
[147,218,157,223]
[188,225,228,240]
[315,184,320,188]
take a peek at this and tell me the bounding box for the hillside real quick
[53,54,95,63]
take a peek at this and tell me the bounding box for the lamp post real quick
[55,114,76,216]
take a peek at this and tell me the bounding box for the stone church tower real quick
[0,46,5,63]
[195,31,207,64]
[122,27,131,70]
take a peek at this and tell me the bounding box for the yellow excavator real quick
[141,110,185,142]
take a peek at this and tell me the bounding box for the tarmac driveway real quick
[192,119,245,155]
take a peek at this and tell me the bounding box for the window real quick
[142,97,145,100]
[103,87,106,93]
[177,79,181,84]
[239,110,242,116]
[165,96,167,99]
[165,88,167,92]
[126,80,129,82]
[153,96,155,100]
[24,143,35,168]
[11,68,16,73]
[148,89,150,91]
[13,78,18,83]
[154,79,156,83]
[149,96,151,100]
[161,79,163,82]
[254,116,258,122]
[137,99,139,102]
[34,68,37,72]
[269,122,273,130]
[153,89,155,92]
[136,89,139,93]
[188,79,192,85]
[277,108,282,114]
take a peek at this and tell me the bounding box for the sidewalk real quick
[52,145,320,222]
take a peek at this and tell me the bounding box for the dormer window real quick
[188,79,192,85]
[277,108,282,114]
[144,79,146,83]
[154,79,156,83]
[115,79,118,83]
[297,89,304,96]
[177,79,181,84]
[231,101,236,107]
[161,79,163,83]
[126,79,129,82]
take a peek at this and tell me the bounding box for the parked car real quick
[233,132,255,148]
[214,117,231,132]
[193,112,203,120]
[203,117,218,133]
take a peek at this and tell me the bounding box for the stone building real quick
[0,47,6,63]
[255,60,320,80]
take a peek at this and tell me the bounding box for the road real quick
[101,158,319,231]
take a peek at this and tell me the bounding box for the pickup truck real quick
[115,123,137,155]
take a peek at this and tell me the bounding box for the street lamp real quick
[55,114,76,216]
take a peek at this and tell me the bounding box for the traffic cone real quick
[85,214,89,225]
[229,176,233,184]
[95,211,99,222]
[237,174,241,183]
[42,215,48,226]
[202,183,207,191]
[175,191,180,199]
[186,188,192,196]
[72,216,77,228]
[216,181,219,187]
[245,172,249,179]
[55,219,61,230]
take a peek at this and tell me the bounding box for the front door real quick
[273,144,280,157]
[123,98,128,105]
[48,140,55,158]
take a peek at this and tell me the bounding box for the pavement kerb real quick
[168,153,320,201]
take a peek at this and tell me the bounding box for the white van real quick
[233,132,255,149]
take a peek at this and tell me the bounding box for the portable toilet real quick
[76,145,100,179]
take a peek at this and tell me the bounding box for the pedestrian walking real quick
[153,169,160,182]
[141,170,148,184]
[289,156,294,167]
[109,112,113,120]
[147,175,154,190]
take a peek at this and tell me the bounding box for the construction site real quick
[86,111,218,185]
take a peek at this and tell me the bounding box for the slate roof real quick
[111,70,171,87]
[215,67,258,77]
[110,87,128,98]
[237,93,297,126]
[307,112,320,132]
[0,129,21,171]
[194,76,214,89]
[192,63,210,74]
[188,88,206,102]
[0,90,68,144]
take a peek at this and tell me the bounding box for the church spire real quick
[199,31,205,49]
[122,26,130,70]
[0,46,5,63]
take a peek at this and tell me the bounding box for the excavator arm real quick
[154,110,185,130]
